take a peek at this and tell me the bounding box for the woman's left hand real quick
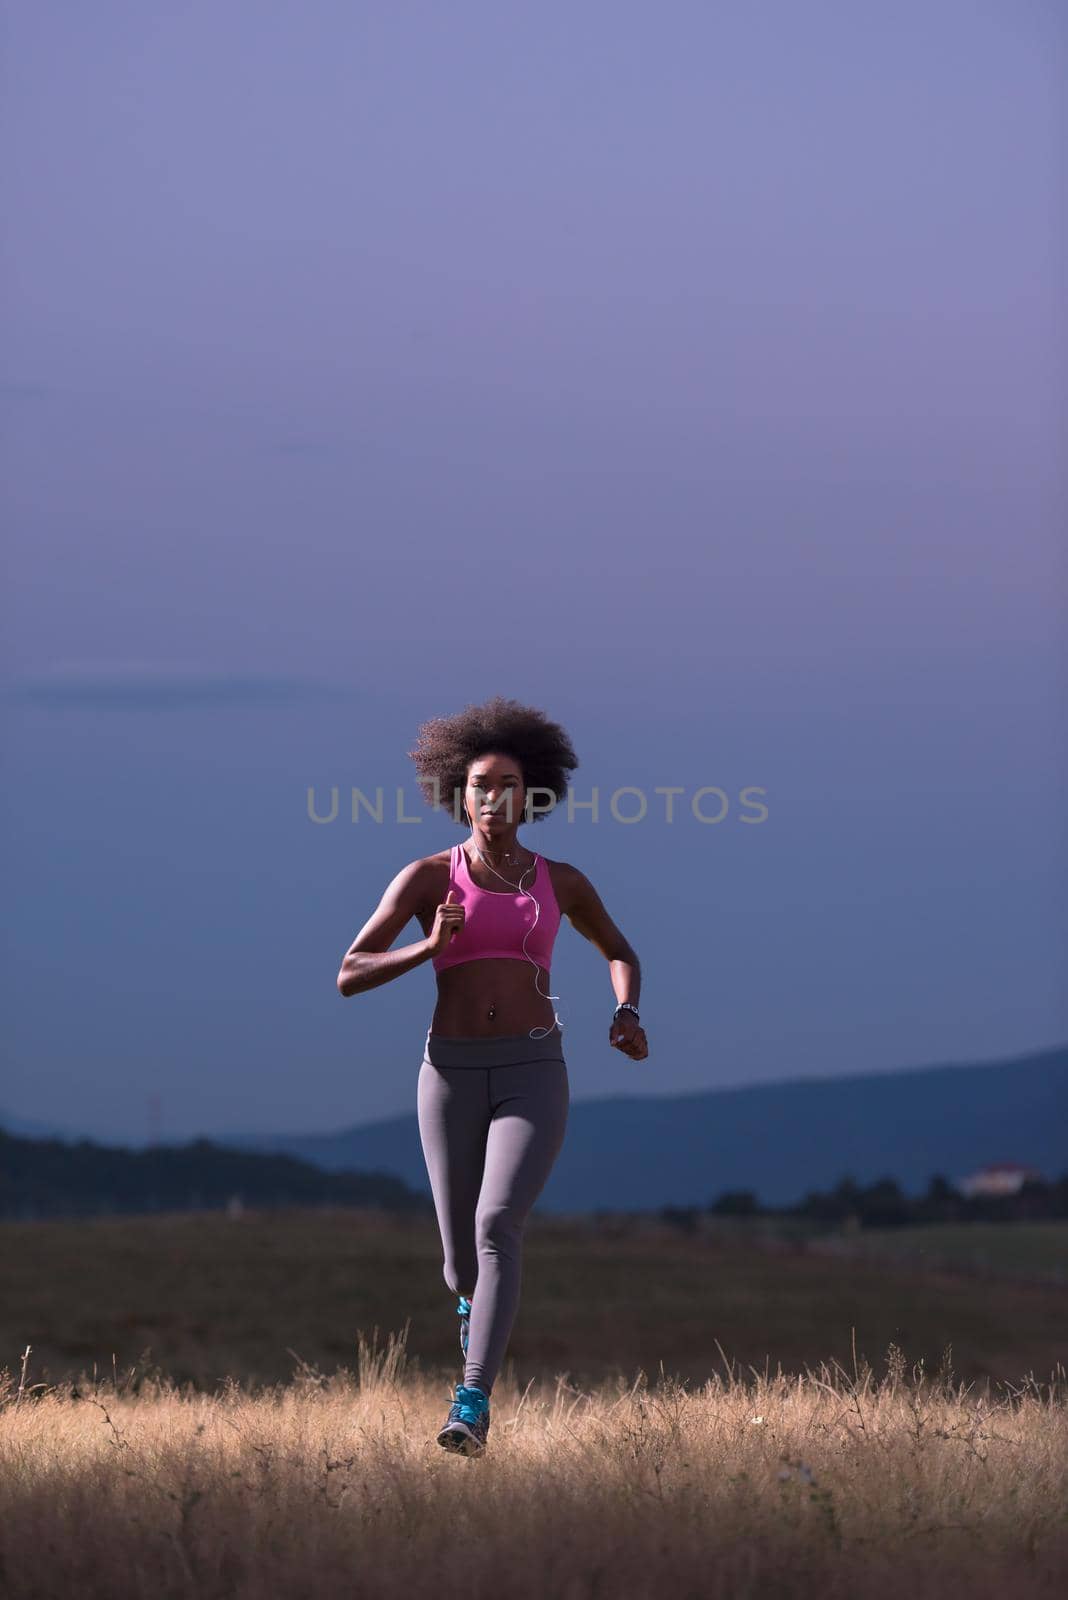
[609,1013,648,1059]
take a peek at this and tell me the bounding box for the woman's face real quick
[463,751,526,833]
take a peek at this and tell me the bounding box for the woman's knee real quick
[443,1257,477,1298]
[475,1201,525,1257]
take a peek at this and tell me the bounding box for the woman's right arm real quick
[337,861,461,997]
[336,861,432,997]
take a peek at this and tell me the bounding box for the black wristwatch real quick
[613,1002,640,1023]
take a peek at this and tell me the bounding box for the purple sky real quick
[2,1,1064,1145]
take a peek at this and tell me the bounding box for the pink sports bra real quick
[431,842,562,975]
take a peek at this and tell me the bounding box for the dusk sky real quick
[2,1,1064,1146]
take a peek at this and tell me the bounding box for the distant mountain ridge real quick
[0,1109,82,1141]
[225,1043,1068,1212]
[4,1045,1063,1214]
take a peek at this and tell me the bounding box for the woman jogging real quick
[336,695,648,1456]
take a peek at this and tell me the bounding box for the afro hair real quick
[408,694,579,826]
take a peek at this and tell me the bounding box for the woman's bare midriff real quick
[430,958,558,1038]
[420,850,562,1038]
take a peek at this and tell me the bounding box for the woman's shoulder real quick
[388,848,453,921]
[387,847,452,892]
[408,846,454,886]
[537,850,579,877]
[537,853,584,913]
[417,846,453,867]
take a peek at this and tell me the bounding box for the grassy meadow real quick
[1,1207,1066,1596]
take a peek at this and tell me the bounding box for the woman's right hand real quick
[426,888,465,955]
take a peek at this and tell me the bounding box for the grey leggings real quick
[417,1028,570,1397]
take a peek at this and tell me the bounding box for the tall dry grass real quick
[4,1208,1065,1394]
[1,1326,1065,1599]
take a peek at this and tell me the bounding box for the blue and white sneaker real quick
[436,1382,491,1456]
[457,1294,471,1359]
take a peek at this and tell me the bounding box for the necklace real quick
[467,840,536,891]
[469,839,536,1022]
[477,839,520,865]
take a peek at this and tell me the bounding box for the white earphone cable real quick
[471,840,565,1039]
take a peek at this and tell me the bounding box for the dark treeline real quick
[656,1172,1068,1232]
[3,1128,1065,1228]
[0,1129,435,1221]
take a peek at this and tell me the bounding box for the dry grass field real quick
[1,1208,1065,1596]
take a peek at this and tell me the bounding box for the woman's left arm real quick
[560,864,648,1061]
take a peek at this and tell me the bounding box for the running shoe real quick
[457,1294,471,1359]
[436,1382,491,1456]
